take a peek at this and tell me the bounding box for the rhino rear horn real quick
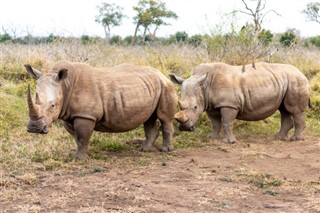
[174,111,189,123]
[35,92,42,105]
[178,100,188,110]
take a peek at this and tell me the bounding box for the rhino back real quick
[199,62,308,121]
[66,64,164,132]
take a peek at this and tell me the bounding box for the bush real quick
[188,34,203,47]
[175,31,188,42]
[109,35,122,45]
[258,29,273,46]
[279,31,297,47]
[306,36,320,48]
[81,35,98,45]
[0,33,12,43]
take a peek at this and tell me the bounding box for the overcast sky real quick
[0,0,319,38]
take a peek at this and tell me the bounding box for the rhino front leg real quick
[141,116,159,152]
[73,118,95,160]
[206,110,222,139]
[220,107,238,143]
[290,112,306,141]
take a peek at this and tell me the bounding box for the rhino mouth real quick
[27,125,49,134]
[178,124,194,132]
[27,122,49,134]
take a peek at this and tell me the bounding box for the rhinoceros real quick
[169,62,310,143]
[25,60,177,159]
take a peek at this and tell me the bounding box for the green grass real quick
[1,42,320,173]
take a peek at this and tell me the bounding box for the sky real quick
[0,0,319,38]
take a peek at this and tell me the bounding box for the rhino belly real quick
[236,87,284,121]
[95,85,158,132]
[236,106,279,121]
[94,107,154,132]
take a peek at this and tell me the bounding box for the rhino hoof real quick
[222,138,236,144]
[74,152,89,160]
[290,136,304,141]
[275,133,289,141]
[140,146,157,152]
[161,145,174,152]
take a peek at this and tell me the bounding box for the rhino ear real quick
[24,64,43,79]
[193,74,207,84]
[169,74,185,85]
[56,68,68,81]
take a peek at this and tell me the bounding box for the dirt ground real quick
[1,137,320,212]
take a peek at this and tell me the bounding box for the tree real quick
[233,0,280,68]
[132,0,178,44]
[303,2,320,24]
[95,3,125,44]
[236,0,280,36]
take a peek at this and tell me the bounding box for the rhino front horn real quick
[174,111,189,123]
[27,84,40,119]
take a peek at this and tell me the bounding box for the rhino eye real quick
[194,105,197,109]
[49,102,55,110]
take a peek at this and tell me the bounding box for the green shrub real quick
[279,30,297,47]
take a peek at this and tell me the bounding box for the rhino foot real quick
[74,152,89,160]
[161,144,174,152]
[290,135,304,141]
[276,134,289,141]
[222,137,236,144]
[140,145,157,152]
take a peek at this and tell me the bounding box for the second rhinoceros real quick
[170,62,310,143]
[25,61,177,159]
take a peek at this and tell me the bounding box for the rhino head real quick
[25,65,68,134]
[169,73,207,131]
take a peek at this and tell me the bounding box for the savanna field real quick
[1,40,320,212]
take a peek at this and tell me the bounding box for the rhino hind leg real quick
[159,120,174,152]
[276,107,294,140]
[141,116,159,152]
[220,107,238,143]
[290,112,306,141]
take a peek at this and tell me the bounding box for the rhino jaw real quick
[27,126,48,134]
[178,124,194,132]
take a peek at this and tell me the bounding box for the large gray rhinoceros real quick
[169,62,311,143]
[25,60,177,159]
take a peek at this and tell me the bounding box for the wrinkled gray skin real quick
[26,61,177,159]
[170,62,311,143]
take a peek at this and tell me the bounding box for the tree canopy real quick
[132,0,178,43]
[95,3,125,43]
[303,2,320,24]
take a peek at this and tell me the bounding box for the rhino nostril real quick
[42,126,48,134]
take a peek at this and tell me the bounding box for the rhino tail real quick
[308,98,312,109]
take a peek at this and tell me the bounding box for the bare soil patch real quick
[1,137,319,212]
